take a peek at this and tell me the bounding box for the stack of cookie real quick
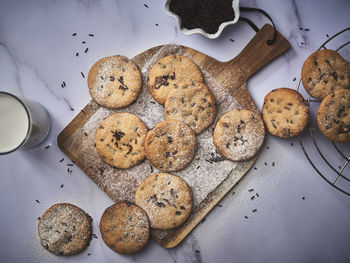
[301,49,350,143]
[85,53,270,254]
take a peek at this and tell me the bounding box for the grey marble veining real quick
[0,0,350,262]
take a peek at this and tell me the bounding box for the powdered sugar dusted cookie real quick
[213,109,265,162]
[99,202,150,254]
[301,49,349,100]
[164,81,216,134]
[135,173,192,230]
[317,89,350,142]
[147,55,203,104]
[261,88,309,138]
[145,120,197,172]
[38,203,92,256]
[88,55,142,108]
[96,112,148,169]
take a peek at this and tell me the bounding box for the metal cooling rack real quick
[297,27,350,196]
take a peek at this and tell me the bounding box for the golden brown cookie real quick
[96,113,148,169]
[317,89,350,142]
[213,109,265,161]
[88,55,142,108]
[147,55,203,104]
[99,202,150,254]
[135,173,192,230]
[145,120,197,172]
[164,81,216,134]
[301,49,350,100]
[38,203,92,256]
[261,88,309,138]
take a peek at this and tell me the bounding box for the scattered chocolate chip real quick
[76,52,79,57]
[302,196,305,200]
[155,23,159,26]
[60,184,64,188]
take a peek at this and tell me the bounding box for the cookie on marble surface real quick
[96,112,148,169]
[301,49,349,100]
[261,88,309,138]
[135,173,192,230]
[145,120,197,172]
[316,89,350,142]
[213,109,265,162]
[147,54,203,105]
[38,203,92,256]
[164,81,216,134]
[88,55,142,108]
[99,202,150,254]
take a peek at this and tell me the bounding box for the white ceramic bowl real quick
[165,0,240,39]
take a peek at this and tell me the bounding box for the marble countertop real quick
[1,0,350,262]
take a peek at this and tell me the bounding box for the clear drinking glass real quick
[0,91,50,155]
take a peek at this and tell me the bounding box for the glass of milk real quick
[0,92,50,154]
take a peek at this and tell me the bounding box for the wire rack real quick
[297,27,350,196]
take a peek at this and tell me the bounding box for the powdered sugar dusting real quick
[62,45,246,226]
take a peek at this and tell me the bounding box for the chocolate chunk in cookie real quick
[213,109,265,161]
[38,203,92,256]
[145,120,197,172]
[262,88,309,138]
[301,49,349,100]
[317,89,350,142]
[88,55,142,108]
[96,113,148,168]
[164,81,216,134]
[135,173,192,230]
[147,55,203,104]
[99,202,150,254]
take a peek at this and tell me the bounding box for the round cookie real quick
[316,89,350,143]
[164,81,216,134]
[147,55,203,105]
[96,113,148,169]
[213,109,265,162]
[88,55,142,109]
[135,173,192,230]
[301,49,350,100]
[145,120,197,172]
[99,202,150,254]
[261,88,309,138]
[38,203,92,256]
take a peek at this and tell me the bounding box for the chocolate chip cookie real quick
[88,55,142,108]
[301,49,350,100]
[96,112,148,169]
[38,203,92,256]
[145,120,197,172]
[213,109,265,161]
[261,88,309,138]
[99,202,150,254]
[147,55,203,104]
[317,89,350,142]
[164,81,216,134]
[135,173,192,230]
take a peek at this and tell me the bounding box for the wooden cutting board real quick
[57,24,290,248]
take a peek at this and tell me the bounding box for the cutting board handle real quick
[224,24,290,82]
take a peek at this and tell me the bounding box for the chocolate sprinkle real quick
[72,33,77,36]
[35,199,40,203]
[89,34,95,37]
[59,158,64,163]
[44,145,50,149]
[60,184,64,188]
[81,72,85,78]
[76,52,79,57]
[84,48,89,53]
[144,3,149,8]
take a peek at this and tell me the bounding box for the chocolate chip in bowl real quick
[165,0,240,39]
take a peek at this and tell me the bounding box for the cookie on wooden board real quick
[301,49,350,100]
[88,55,142,108]
[147,54,203,104]
[38,203,92,256]
[99,202,150,254]
[213,109,265,162]
[96,112,148,169]
[317,89,350,143]
[145,120,197,172]
[135,173,192,230]
[164,81,216,134]
[261,88,309,138]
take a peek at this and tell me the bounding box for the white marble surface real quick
[0,0,350,262]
